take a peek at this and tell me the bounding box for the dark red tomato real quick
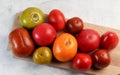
[32,23,56,46]
[48,9,66,31]
[72,53,92,71]
[66,17,84,34]
[77,29,100,53]
[100,31,119,50]
[92,49,110,69]
[9,28,34,57]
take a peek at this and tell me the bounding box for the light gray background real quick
[0,0,120,75]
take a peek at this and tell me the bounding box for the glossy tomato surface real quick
[48,9,66,31]
[33,47,52,64]
[92,49,110,69]
[32,23,56,46]
[66,17,83,34]
[9,28,34,57]
[77,29,100,53]
[72,53,92,71]
[53,33,77,62]
[19,7,44,29]
[100,31,119,50]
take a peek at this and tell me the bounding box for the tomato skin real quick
[9,28,34,57]
[72,53,92,71]
[48,9,66,31]
[100,31,119,50]
[53,33,77,62]
[32,23,56,46]
[77,29,100,53]
[92,49,110,69]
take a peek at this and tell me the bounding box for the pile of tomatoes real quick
[9,7,119,72]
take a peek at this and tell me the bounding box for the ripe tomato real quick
[32,23,56,46]
[92,49,110,69]
[77,29,100,53]
[53,33,77,62]
[100,31,119,50]
[19,7,44,29]
[9,28,34,57]
[72,53,92,71]
[66,17,84,34]
[48,9,66,31]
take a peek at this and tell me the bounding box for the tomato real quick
[32,23,56,46]
[100,31,119,50]
[92,49,110,69]
[9,28,34,57]
[48,9,66,31]
[72,53,92,71]
[19,7,44,29]
[77,29,100,53]
[33,47,52,64]
[66,17,84,34]
[53,33,77,62]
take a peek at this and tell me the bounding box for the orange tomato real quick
[53,33,78,62]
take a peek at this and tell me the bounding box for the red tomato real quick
[72,53,92,71]
[92,49,110,69]
[32,23,56,46]
[48,9,66,31]
[9,28,34,57]
[77,29,100,53]
[100,31,119,50]
[66,17,84,34]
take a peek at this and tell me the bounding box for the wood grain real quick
[8,13,120,75]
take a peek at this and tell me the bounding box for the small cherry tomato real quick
[19,7,44,29]
[100,31,119,50]
[66,17,84,34]
[9,28,34,57]
[72,53,92,71]
[92,49,111,69]
[48,9,66,31]
[33,47,52,64]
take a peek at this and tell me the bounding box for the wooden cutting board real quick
[8,13,120,75]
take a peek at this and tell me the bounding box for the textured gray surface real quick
[0,0,120,75]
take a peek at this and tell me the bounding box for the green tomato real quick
[19,7,44,29]
[33,47,52,64]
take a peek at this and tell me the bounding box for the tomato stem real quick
[30,12,40,23]
[65,38,71,46]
